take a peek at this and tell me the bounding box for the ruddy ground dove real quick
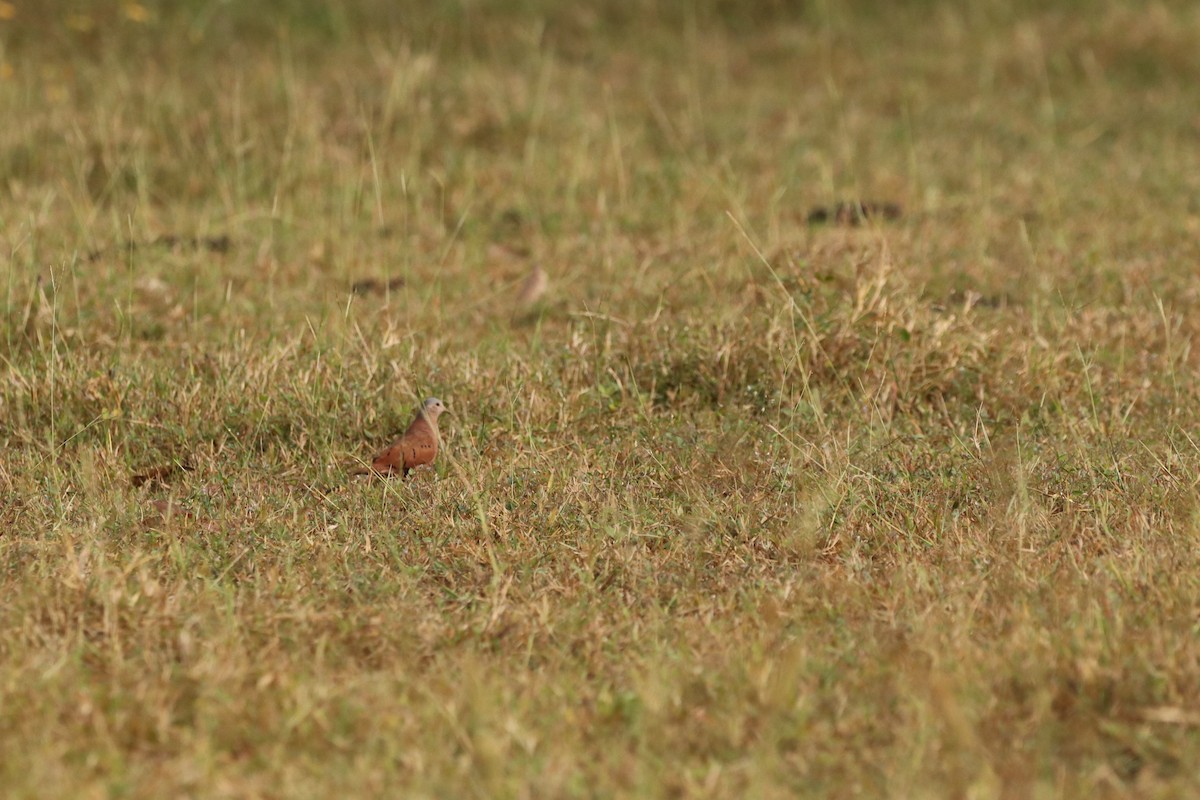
[360,397,448,477]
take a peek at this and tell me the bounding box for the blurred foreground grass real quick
[4,1,1200,796]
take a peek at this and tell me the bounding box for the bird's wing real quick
[370,443,403,474]
[401,431,438,470]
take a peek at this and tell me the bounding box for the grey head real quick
[421,397,448,421]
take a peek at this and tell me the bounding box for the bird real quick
[355,397,448,478]
[515,264,547,308]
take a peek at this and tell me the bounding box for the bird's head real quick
[422,397,448,420]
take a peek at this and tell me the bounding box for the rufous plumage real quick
[358,397,448,478]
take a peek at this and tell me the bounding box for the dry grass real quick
[4,1,1200,797]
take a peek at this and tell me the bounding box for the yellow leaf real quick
[0,3,15,22]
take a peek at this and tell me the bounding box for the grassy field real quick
[4,1,1200,796]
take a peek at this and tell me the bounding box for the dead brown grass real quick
[4,1,1200,797]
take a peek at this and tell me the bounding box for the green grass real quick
[4,1,1200,796]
